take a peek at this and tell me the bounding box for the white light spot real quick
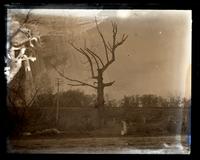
[29,9,102,18]
[159,31,162,34]
[117,10,131,18]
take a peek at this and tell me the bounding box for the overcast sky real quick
[9,9,191,100]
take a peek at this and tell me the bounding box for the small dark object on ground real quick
[34,128,61,136]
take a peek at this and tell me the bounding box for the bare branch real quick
[111,22,117,35]
[103,81,115,87]
[111,21,117,46]
[115,34,128,47]
[69,42,97,79]
[101,23,128,73]
[83,39,99,69]
[102,58,115,72]
[68,83,83,86]
[79,48,100,71]
[84,49,100,69]
[27,87,40,107]
[67,83,96,87]
[69,41,84,53]
[51,63,97,89]
[95,18,109,62]
[85,48,104,67]
[107,41,113,53]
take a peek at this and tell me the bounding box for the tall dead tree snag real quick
[54,19,128,109]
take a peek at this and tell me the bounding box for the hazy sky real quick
[9,9,191,100]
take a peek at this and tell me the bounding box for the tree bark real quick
[97,69,104,108]
[96,69,106,127]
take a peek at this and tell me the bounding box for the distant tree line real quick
[8,89,190,137]
[32,90,191,108]
[32,90,96,108]
[119,95,191,108]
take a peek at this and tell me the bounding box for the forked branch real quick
[69,41,97,79]
[100,21,128,72]
[84,48,100,69]
[95,17,109,62]
[51,63,97,89]
[26,87,40,107]
[103,81,115,87]
[85,48,104,67]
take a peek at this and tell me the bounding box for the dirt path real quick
[7,136,190,154]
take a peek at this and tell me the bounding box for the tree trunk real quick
[97,70,104,108]
[96,69,105,127]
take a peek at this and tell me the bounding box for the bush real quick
[33,90,96,108]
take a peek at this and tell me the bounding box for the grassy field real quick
[7,136,190,154]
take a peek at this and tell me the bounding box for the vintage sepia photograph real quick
[5,8,191,154]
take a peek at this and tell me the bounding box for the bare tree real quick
[53,18,128,109]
